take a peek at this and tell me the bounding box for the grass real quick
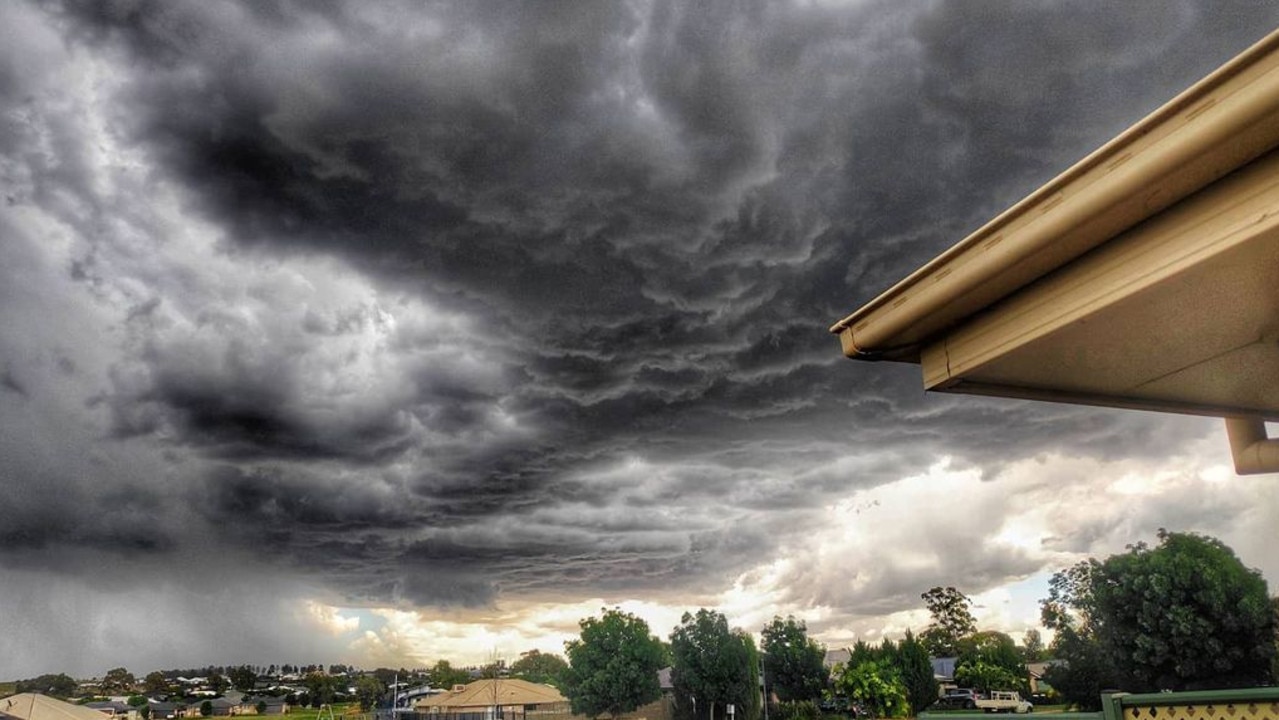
[0,682,17,696]
[283,703,367,720]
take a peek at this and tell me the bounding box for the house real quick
[822,648,851,670]
[930,657,958,693]
[1025,661,1062,695]
[177,698,236,718]
[83,701,135,719]
[229,697,287,716]
[414,679,569,720]
[830,28,1279,474]
[656,668,675,698]
[1,695,125,720]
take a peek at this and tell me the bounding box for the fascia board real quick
[919,145,1279,392]
[831,27,1279,361]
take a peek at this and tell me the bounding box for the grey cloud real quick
[4,0,1279,676]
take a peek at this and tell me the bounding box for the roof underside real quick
[923,145,1279,420]
[832,27,1279,422]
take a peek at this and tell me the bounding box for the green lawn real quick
[283,703,365,720]
[0,682,17,696]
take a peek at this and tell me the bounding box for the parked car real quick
[935,689,984,710]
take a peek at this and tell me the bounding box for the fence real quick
[921,687,1279,720]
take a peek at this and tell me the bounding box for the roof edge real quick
[831,27,1279,359]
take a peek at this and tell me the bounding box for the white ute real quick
[974,691,1033,714]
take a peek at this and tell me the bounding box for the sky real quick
[2,0,1278,682]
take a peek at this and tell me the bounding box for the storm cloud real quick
[3,0,1278,677]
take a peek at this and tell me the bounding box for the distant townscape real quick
[4,532,1276,720]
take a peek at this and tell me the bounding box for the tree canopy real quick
[831,660,907,719]
[1042,530,1275,693]
[354,675,386,711]
[955,631,1027,694]
[831,633,933,717]
[670,609,761,720]
[896,630,939,716]
[920,587,976,657]
[563,608,667,720]
[1020,629,1045,663]
[102,667,136,694]
[229,666,257,694]
[760,616,827,703]
[427,660,473,690]
[15,673,78,698]
[511,649,570,688]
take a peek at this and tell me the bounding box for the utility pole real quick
[760,668,768,720]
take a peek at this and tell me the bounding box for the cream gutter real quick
[830,28,1279,363]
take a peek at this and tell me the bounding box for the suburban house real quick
[822,648,851,670]
[1,695,122,720]
[830,28,1279,474]
[414,679,570,720]
[82,701,135,719]
[1025,661,1063,696]
[930,657,958,692]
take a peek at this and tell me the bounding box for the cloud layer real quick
[2,0,1277,678]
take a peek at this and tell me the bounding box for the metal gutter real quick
[831,27,1279,361]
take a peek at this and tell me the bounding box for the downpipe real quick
[1224,416,1279,474]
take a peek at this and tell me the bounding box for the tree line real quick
[560,530,1276,720]
[10,531,1276,718]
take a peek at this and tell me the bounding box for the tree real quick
[207,673,229,694]
[102,667,136,694]
[669,609,761,720]
[954,660,1021,695]
[920,587,977,657]
[563,608,667,720]
[1273,595,1279,683]
[304,672,338,708]
[760,616,827,703]
[479,660,506,679]
[1042,530,1275,692]
[229,666,258,694]
[956,631,1027,694]
[510,650,570,688]
[354,676,386,711]
[144,671,171,695]
[199,701,213,718]
[16,673,78,698]
[1021,629,1045,663]
[427,660,472,690]
[831,660,907,719]
[896,630,939,716]
[1041,627,1113,711]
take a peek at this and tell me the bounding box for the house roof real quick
[414,679,565,710]
[823,648,850,668]
[1,695,122,720]
[830,27,1279,473]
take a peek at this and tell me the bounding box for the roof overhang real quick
[831,28,1279,474]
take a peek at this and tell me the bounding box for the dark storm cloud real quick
[5,0,1279,660]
